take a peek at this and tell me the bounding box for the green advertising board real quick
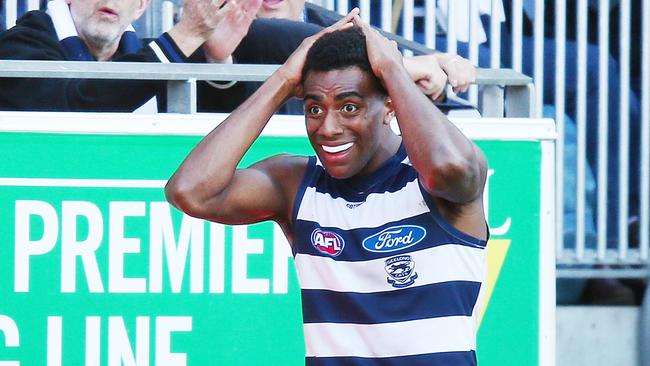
[0,113,555,365]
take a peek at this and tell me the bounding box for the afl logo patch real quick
[311,229,345,257]
[385,255,418,288]
[362,225,426,253]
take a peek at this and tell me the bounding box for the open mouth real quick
[98,7,118,17]
[262,0,284,8]
[322,142,354,154]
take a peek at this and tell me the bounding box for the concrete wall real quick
[557,306,639,366]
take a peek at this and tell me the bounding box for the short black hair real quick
[302,27,386,94]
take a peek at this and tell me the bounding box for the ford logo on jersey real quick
[311,229,345,256]
[362,225,426,253]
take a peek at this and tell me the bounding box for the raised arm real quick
[353,16,487,205]
[166,10,359,227]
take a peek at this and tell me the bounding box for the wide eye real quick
[307,105,322,115]
[341,104,358,113]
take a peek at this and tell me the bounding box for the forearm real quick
[381,63,483,201]
[166,22,209,58]
[166,70,295,207]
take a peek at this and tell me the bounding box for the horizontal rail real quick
[557,267,650,279]
[0,60,534,116]
[0,60,532,85]
[0,112,554,140]
[0,60,280,82]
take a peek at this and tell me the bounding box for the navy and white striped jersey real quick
[291,144,487,366]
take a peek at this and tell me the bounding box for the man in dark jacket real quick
[0,0,261,112]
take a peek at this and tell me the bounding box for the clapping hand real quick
[203,0,263,63]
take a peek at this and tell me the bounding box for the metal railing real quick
[3,0,650,272]
[3,0,649,274]
[0,59,532,117]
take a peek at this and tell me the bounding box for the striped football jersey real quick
[291,144,487,366]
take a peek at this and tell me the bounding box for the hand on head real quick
[351,15,403,83]
[277,8,359,96]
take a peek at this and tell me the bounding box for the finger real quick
[452,84,465,94]
[445,68,459,88]
[431,90,444,102]
[458,76,472,92]
[351,14,372,32]
[418,79,445,100]
[240,0,262,12]
[214,0,234,17]
[326,8,359,31]
[418,80,444,101]
[211,0,227,10]
[416,78,434,93]
[451,68,474,91]
[354,15,383,40]
[305,8,358,48]
[432,89,447,102]
[294,83,305,99]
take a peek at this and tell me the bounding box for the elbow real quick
[165,179,207,218]
[422,159,467,190]
[421,156,484,202]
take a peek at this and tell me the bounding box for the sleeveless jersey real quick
[291,145,488,366]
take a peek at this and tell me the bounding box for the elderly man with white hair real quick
[0,0,262,112]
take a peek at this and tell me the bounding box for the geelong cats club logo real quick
[311,229,345,256]
[385,255,418,288]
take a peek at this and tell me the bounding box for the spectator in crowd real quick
[0,0,263,112]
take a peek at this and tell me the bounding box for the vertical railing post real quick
[641,279,650,366]
[479,85,504,118]
[5,0,17,29]
[555,0,567,261]
[167,79,197,114]
[505,84,534,118]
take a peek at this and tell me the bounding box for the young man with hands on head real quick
[167,9,488,366]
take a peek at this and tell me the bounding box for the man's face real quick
[257,0,305,20]
[67,0,148,50]
[303,66,393,179]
